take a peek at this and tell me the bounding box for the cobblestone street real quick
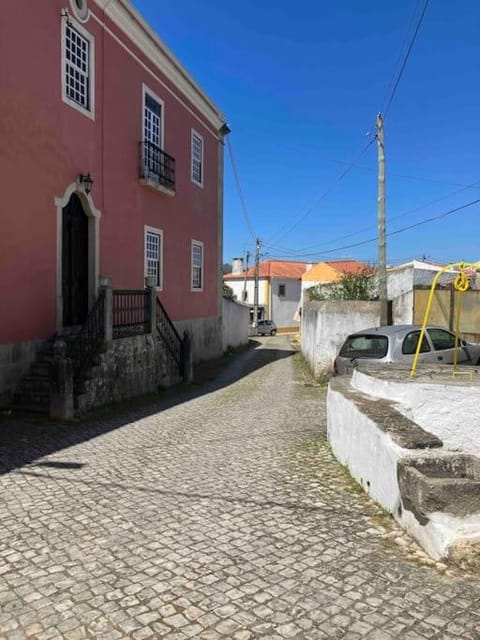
[0,336,479,639]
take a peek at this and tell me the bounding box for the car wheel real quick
[476,357,480,366]
[270,329,277,336]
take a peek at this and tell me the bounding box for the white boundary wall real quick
[327,383,404,514]
[222,298,250,351]
[352,370,480,456]
[301,301,380,378]
[327,377,480,561]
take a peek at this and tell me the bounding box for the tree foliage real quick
[306,267,376,302]
[223,283,236,299]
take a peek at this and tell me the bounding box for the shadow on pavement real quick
[14,468,333,514]
[0,338,295,476]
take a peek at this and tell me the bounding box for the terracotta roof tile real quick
[302,260,372,282]
[224,260,308,280]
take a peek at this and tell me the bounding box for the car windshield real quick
[339,334,388,359]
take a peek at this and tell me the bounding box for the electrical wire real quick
[262,180,480,256]
[264,198,480,260]
[384,0,431,115]
[226,136,256,241]
[382,0,422,112]
[263,0,431,254]
[266,137,376,245]
[329,160,480,190]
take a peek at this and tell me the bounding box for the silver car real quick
[334,324,480,374]
[256,320,277,336]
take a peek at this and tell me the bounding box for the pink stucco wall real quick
[0,1,222,344]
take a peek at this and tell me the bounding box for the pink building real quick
[0,0,228,408]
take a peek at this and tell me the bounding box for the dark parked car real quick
[257,320,277,336]
[334,324,480,374]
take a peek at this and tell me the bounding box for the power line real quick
[266,137,376,245]
[330,160,480,190]
[383,0,422,109]
[264,0,430,255]
[384,0,431,115]
[264,198,480,260]
[226,137,256,241]
[263,180,480,256]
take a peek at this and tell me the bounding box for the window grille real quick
[65,24,90,110]
[192,242,203,289]
[146,231,161,287]
[191,132,203,185]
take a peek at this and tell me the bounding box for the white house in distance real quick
[224,257,458,332]
[224,259,308,330]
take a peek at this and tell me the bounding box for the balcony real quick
[139,141,175,195]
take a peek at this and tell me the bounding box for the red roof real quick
[302,260,373,282]
[224,260,308,280]
[325,260,371,275]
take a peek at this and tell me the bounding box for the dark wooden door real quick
[62,194,89,326]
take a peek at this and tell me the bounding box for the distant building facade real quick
[224,260,308,329]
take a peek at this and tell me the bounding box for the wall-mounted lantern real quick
[78,173,93,195]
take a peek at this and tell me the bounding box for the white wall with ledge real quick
[351,369,480,456]
[301,300,381,379]
[327,373,480,564]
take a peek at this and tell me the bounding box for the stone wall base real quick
[76,333,180,414]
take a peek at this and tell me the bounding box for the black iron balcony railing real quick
[139,141,175,192]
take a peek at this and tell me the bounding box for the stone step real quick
[17,377,51,393]
[35,339,55,353]
[10,403,49,414]
[398,455,480,522]
[31,362,51,377]
[36,351,55,364]
[13,390,49,407]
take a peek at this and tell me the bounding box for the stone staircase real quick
[11,291,188,417]
[11,328,83,414]
[11,339,54,413]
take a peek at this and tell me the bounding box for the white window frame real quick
[142,84,164,149]
[191,240,204,292]
[144,226,163,291]
[61,17,95,120]
[191,130,204,187]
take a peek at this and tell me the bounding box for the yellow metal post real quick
[410,262,480,378]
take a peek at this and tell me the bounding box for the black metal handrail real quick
[68,290,105,389]
[156,297,183,371]
[139,141,175,191]
[113,290,150,339]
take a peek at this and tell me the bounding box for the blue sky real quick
[132,0,480,267]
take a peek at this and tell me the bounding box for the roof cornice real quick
[92,0,226,131]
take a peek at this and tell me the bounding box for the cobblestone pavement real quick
[0,336,479,640]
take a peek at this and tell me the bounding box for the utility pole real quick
[252,238,261,327]
[242,250,250,303]
[376,113,388,325]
